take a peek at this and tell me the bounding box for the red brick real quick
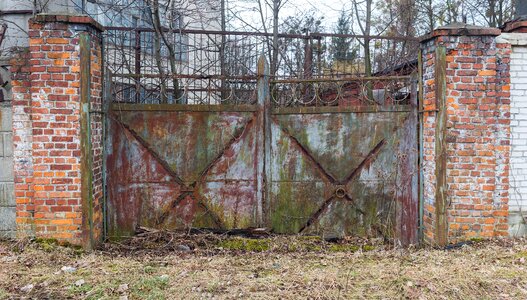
[422,31,510,246]
[12,16,104,248]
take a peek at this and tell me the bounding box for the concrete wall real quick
[0,62,14,238]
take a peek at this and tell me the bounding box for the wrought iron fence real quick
[270,76,415,107]
[103,27,419,105]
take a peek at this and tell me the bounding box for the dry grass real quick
[1,234,527,299]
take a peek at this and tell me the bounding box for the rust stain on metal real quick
[274,118,337,184]
[106,61,418,244]
[395,72,419,245]
[270,109,417,243]
[107,103,419,244]
[296,136,387,234]
[107,108,260,237]
[342,139,387,184]
[111,115,185,186]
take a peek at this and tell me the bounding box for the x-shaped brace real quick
[116,115,254,230]
[275,122,388,233]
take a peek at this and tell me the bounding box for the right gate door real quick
[269,97,418,245]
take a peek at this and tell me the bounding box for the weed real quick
[2,237,527,299]
[0,287,8,300]
[69,283,94,296]
[131,276,169,300]
[143,265,156,274]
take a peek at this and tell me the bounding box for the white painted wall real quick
[510,43,527,236]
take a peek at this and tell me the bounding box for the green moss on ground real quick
[216,236,375,253]
[217,238,270,252]
[34,238,83,254]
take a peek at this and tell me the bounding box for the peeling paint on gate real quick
[270,108,417,242]
[107,105,260,238]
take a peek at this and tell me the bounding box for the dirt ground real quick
[1,233,527,299]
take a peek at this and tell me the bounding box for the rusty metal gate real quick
[106,59,419,245]
[107,104,263,235]
[267,71,419,245]
[269,106,417,243]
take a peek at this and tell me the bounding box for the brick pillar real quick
[12,15,104,248]
[420,24,511,245]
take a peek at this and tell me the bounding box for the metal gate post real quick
[434,46,448,247]
[102,68,112,241]
[79,32,94,248]
[410,71,420,245]
[257,55,271,227]
[418,49,425,243]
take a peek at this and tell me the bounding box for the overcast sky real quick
[228,0,349,32]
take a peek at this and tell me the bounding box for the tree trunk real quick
[151,0,168,104]
[272,0,279,76]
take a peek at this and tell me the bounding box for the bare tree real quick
[351,0,374,98]
[278,11,324,77]
[414,0,437,33]
[465,0,514,27]
[228,0,289,75]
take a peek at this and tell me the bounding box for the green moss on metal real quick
[271,183,320,234]
[199,195,254,229]
[271,183,295,233]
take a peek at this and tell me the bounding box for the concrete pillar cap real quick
[502,19,527,33]
[30,14,104,32]
[420,22,501,43]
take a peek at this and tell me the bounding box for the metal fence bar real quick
[105,26,420,41]
[271,75,413,83]
[134,29,141,104]
[103,27,418,105]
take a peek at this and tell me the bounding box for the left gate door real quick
[107,105,261,238]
